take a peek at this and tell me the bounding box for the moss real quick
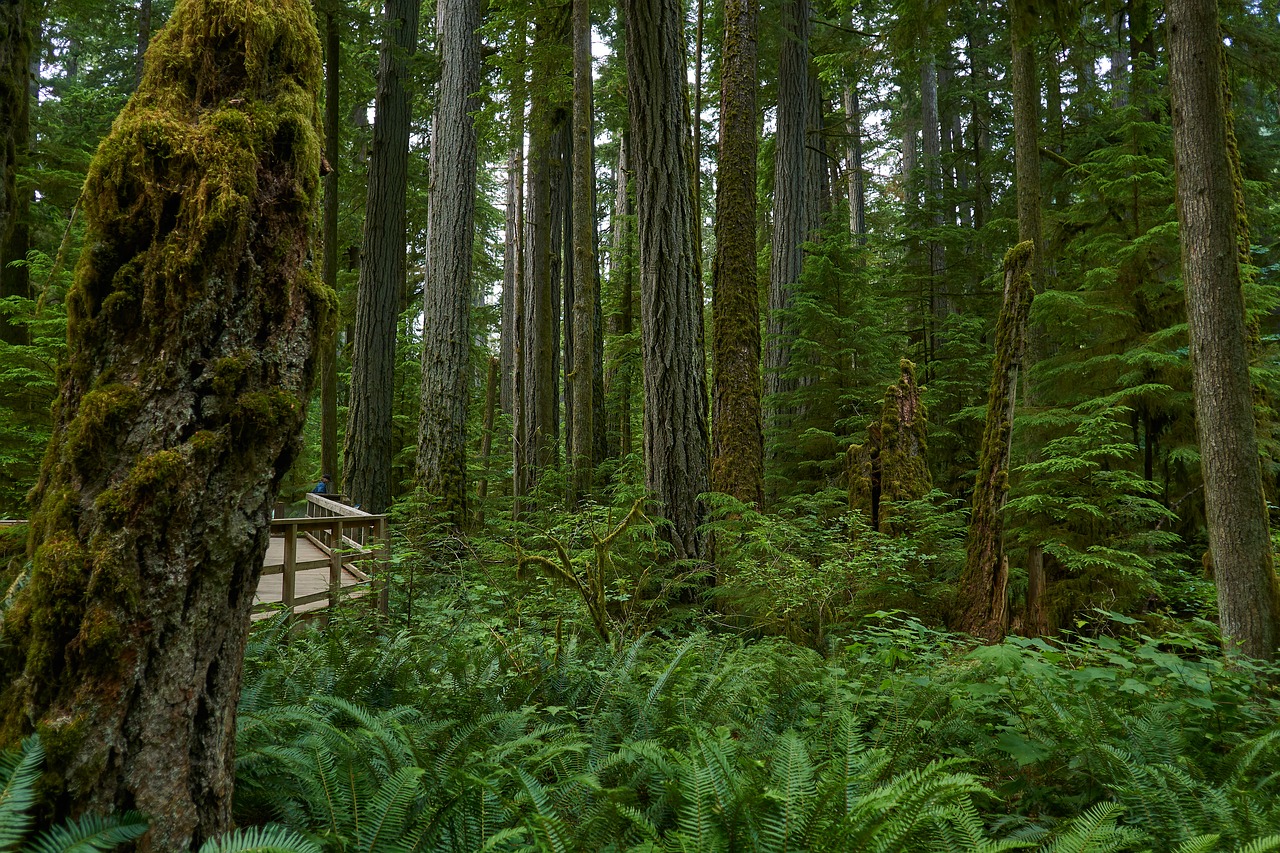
[61,384,141,472]
[211,350,254,397]
[232,389,301,440]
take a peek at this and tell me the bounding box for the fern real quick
[195,825,321,853]
[21,812,148,853]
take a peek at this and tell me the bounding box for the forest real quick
[1,0,1280,848]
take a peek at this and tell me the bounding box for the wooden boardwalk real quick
[254,493,389,620]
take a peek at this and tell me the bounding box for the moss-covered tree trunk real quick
[623,0,711,562]
[955,243,1034,642]
[0,0,32,306]
[848,359,931,533]
[417,0,480,525]
[0,0,326,846]
[711,0,762,510]
[1169,0,1280,660]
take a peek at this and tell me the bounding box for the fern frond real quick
[23,811,149,853]
[195,825,321,853]
[0,735,43,847]
[1038,802,1143,853]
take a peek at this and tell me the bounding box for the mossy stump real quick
[0,0,328,847]
[954,241,1035,642]
[847,359,932,534]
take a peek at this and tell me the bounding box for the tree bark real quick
[605,135,635,459]
[500,40,525,417]
[711,0,762,510]
[345,0,419,513]
[843,75,866,243]
[955,242,1034,642]
[765,0,812,460]
[0,0,31,263]
[515,5,569,504]
[568,0,596,505]
[623,0,710,562]
[0,1,327,845]
[1169,0,1280,659]
[417,0,480,525]
[133,0,151,88]
[320,0,341,490]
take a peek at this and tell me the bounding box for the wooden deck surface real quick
[254,534,373,619]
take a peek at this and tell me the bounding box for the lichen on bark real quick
[0,0,329,846]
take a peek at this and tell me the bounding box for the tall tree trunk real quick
[569,0,597,505]
[623,0,710,562]
[1169,0,1280,660]
[842,74,866,243]
[515,5,569,503]
[921,53,948,332]
[711,0,762,509]
[1010,0,1047,633]
[417,0,480,525]
[605,135,635,459]
[955,242,1034,642]
[321,0,341,490]
[0,0,31,348]
[765,0,811,459]
[134,0,151,88]
[345,0,419,513]
[0,0,31,268]
[0,1,327,844]
[500,38,525,417]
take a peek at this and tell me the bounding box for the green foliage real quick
[229,597,1280,853]
[0,736,148,852]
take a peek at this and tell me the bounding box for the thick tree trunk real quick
[0,0,31,262]
[711,0,762,510]
[417,0,480,525]
[515,6,569,504]
[765,0,811,457]
[1169,0,1280,659]
[320,0,341,489]
[0,0,31,348]
[569,0,596,505]
[623,0,710,562]
[0,1,327,845]
[921,54,947,323]
[345,0,419,514]
[955,242,1034,642]
[848,360,932,533]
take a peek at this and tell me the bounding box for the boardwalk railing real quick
[258,493,389,618]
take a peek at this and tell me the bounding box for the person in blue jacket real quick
[312,473,331,494]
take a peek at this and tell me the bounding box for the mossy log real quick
[847,359,931,533]
[0,0,328,846]
[954,242,1034,642]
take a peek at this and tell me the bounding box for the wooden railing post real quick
[282,523,297,614]
[375,516,389,615]
[329,518,343,610]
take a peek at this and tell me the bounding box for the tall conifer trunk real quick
[320,0,341,489]
[568,0,597,505]
[623,0,710,562]
[346,0,418,514]
[516,6,569,504]
[711,0,762,509]
[417,0,480,524]
[500,28,525,417]
[0,1,327,844]
[1168,0,1280,659]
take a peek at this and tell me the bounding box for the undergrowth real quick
[228,592,1280,852]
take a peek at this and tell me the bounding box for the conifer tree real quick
[417,0,481,524]
[0,0,328,843]
[1168,0,1280,659]
[623,0,710,562]
[345,0,419,513]
[711,0,762,509]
